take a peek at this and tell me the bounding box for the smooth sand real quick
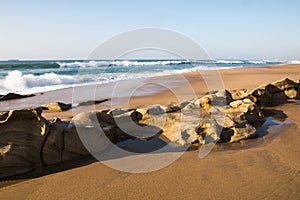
[0,64,300,199]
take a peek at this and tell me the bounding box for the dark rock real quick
[77,98,110,107]
[247,85,272,107]
[0,93,35,101]
[266,78,299,93]
[62,125,113,162]
[147,105,165,115]
[246,78,299,107]
[42,118,68,165]
[62,126,91,161]
[0,108,48,178]
[164,104,181,113]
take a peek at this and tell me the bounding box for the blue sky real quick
[0,0,299,60]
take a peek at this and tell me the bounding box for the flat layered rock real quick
[246,78,300,106]
[42,102,72,112]
[77,98,110,107]
[0,78,298,178]
[193,90,233,109]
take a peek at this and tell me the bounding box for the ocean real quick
[0,59,298,95]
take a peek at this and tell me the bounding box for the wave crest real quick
[57,60,190,68]
[215,60,244,64]
[3,70,75,91]
[289,60,300,64]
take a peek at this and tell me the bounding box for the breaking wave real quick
[289,60,300,64]
[215,60,244,64]
[0,59,295,94]
[57,60,190,68]
[3,70,77,92]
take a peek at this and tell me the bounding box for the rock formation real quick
[0,78,299,178]
[41,102,72,111]
[0,108,47,177]
[77,98,110,107]
[0,93,35,101]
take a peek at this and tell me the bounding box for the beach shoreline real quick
[1,64,299,112]
[0,64,300,199]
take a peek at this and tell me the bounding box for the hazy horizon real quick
[0,58,298,62]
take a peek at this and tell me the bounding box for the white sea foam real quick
[248,60,267,64]
[0,59,286,94]
[56,59,288,69]
[110,60,188,66]
[289,60,300,64]
[3,70,77,92]
[3,70,27,91]
[57,60,189,68]
[57,61,110,68]
[215,60,244,64]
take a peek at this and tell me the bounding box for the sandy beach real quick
[0,64,300,200]
[2,1,300,199]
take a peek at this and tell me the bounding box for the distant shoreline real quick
[0,64,299,112]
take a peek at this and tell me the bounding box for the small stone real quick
[147,105,165,115]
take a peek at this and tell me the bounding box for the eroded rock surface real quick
[42,102,72,112]
[0,108,47,178]
[233,78,300,107]
[0,78,299,178]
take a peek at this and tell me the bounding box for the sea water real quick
[0,59,297,95]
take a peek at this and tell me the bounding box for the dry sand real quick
[0,64,300,199]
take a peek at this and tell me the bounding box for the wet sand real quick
[1,64,299,113]
[0,64,300,199]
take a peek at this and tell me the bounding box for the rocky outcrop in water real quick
[77,98,110,107]
[0,93,35,101]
